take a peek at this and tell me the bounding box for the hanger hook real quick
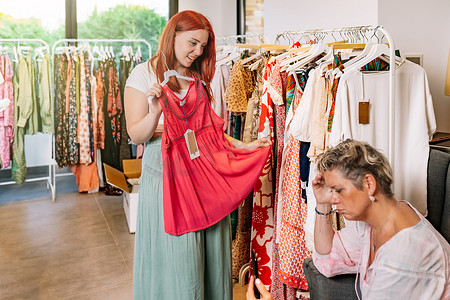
[158,49,170,71]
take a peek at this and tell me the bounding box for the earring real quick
[369,195,375,202]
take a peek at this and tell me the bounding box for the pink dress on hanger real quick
[158,78,271,236]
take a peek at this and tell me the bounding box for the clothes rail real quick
[51,38,152,60]
[51,38,151,200]
[275,25,396,165]
[0,39,56,201]
[216,33,269,46]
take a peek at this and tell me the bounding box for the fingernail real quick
[255,278,261,285]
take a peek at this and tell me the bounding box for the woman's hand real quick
[224,135,272,150]
[312,173,332,205]
[246,276,274,300]
[146,83,163,115]
[244,138,272,150]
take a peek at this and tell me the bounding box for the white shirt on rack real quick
[329,60,436,215]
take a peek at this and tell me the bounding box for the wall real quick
[178,0,237,37]
[264,0,450,132]
[264,0,378,43]
[378,0,450,132]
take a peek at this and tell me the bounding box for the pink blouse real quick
[313,202,450,300]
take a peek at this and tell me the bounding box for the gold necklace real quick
[371,202,401,253]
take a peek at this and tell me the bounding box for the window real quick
[77,0,169,59]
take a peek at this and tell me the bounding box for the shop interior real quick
[0,0,449,299]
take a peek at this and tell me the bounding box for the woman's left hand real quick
[244,138,272,150]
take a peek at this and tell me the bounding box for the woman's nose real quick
[330,192,339,205]
[194,46,203,56]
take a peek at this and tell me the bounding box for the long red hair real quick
[149,10,216,101]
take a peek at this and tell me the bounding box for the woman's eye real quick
[335,189,343,194]
[189,41,196,46]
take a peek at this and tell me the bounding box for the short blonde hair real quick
[316,139,394,197]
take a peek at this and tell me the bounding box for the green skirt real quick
[133,137,232,300]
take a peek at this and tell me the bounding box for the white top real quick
[289,68,318,142]
[329,60,436,215]
[313,202,450,300]
[125,62,188,126]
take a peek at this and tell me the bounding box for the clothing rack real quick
[0,39,56,201]
[51,38,152,61]
[275,25,396,164]
[216,33,269,46]
[50,38,151,201]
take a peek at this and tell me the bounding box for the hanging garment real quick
[0,54,14,168]
[118,56,134,164]
[24,53,38,135]
[330,60,436,215]
[12,54,35,183]
[36,52,54,134]
[55,53,70,167]
[271,73,304,300]
[65,56,79,165]
[306,71,333,162]
[77,52,91,164]
[95,63,106,150]
[211,63,231,125]
[225,61,255,113]
[243,57,266,143]
[251,56,277,287]
[101,59,122,170]
[232,193,253,279]
[158,78,271,236]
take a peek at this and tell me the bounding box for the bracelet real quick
[315,207,332,216]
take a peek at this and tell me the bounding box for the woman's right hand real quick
[312,173,332,205]
[146,83,163,115]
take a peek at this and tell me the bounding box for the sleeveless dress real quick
[159,78,272,236]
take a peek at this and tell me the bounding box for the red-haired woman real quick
[125,10,271,300]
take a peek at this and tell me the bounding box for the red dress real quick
[159,79,272,235]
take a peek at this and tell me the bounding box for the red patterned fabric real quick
[278,135,311,290]
[251,58,276,287]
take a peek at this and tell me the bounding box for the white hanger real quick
[240,49,264,66]
[286,43,330,72]
[332,43,374,78]
[109,46,115,59]
[216,49,241,66]
[344,43,395,74]
[147,50,195,104]
[279,46,312,70]
[216,45,234,61]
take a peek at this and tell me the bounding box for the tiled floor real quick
[0,179,249,300]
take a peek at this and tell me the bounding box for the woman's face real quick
[173,29,209,72]
[323,169,371,220]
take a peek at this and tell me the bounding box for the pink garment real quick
[0,54,14,168]
[159,79,271,236]
[313,202,450,300]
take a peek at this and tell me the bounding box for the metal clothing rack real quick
[0,39,57,201]
[275,25,396,164]
[50,38,152,201]
[216,33,269,46]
